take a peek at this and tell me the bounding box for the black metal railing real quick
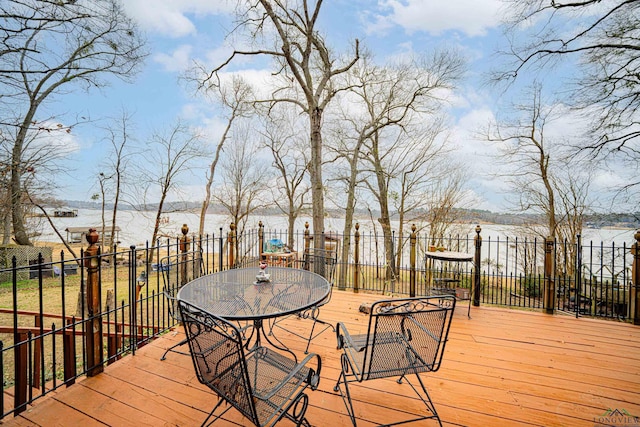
[0,222,638,419]
[0,227,265,419]
[259,224,638,320]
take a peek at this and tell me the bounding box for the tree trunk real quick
[199,119,228,238]
[2,212,11,245]
[339,150,362,289]
[340,205,355,290]
[11,117,33,246]
[396,209,405,272]
[540,153,556,238]
[148,195,166,264]
[309,107,325,247]
[378,203,395,281]
[199,176,213,239]
[287,207,295,250]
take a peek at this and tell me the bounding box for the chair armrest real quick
[250,348,322,400]
[336,322,366,352]
[298,351,322,390]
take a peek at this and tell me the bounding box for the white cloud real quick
[216,68,280,99]
[123,0,235,37]
[154,44,193,72]
[368,0,503,37]
[32,122,80,154]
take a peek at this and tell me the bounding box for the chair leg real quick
[333,355,358,427]
[403,373,442,427]
[270,309,335,354]
[201,396,232,427]
[160,336,189,361]
[282,392,311,427]
[304,317,334,354]
[333,364,443,426]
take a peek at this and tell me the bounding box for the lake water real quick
[31,208,637,248]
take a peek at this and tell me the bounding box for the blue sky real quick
[50,0,624,213]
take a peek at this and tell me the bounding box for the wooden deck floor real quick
[3,291,639,427]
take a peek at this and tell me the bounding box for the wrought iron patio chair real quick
[334,295,456,426]
[159,249,204,360]
[178,300,322,427]
[269,247,337,354]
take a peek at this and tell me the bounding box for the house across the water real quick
[54,209,78,217]
[65,226,121,244]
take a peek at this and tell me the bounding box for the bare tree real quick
[96,110,135,252]
[0,0,146,245]
[553,162,592,276]
[197,76,254,238]
[203,0,359,247]
[362,127,449,281]
[422,165,470,247]
[212,125,270,259]
[349,52,464,280]
[497,1,640,163]
[0,118,75,243]
[484,83,560,238]
[138,120,205,261]
[260,108,310,249]
[482,83,593,274]
[324,116,367,288]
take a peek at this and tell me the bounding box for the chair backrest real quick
[178,300,259,425]
[302,248,337,283]
[362,296,455,380]
[160,249,204,322]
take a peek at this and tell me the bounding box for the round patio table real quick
[425,250,474,317]
[424,250,473,262]
[177,266,330,357]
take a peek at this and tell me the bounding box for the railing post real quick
[218,227,223,272]
[575,234,582,318]
[543,237,556,314]
[84,228,103,377]
[354,223,360,293]
[409,224,416,297]
[180,224,190,285]
[473,225,482,307]
[258,221,265,259]
[304,222,310,253]
[228,223,236,269]
[632,230,640,325]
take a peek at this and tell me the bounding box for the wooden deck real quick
[3,291,639,426]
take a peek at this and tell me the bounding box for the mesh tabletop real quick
[177,267,331,321]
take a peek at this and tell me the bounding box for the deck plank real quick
[2,291,639,426]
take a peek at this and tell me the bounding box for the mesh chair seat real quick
[334,296,456,427]
[179,300,322,427]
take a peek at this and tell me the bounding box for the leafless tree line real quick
[2,0,632,281]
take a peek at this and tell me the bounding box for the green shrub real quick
[521,275,542,298]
